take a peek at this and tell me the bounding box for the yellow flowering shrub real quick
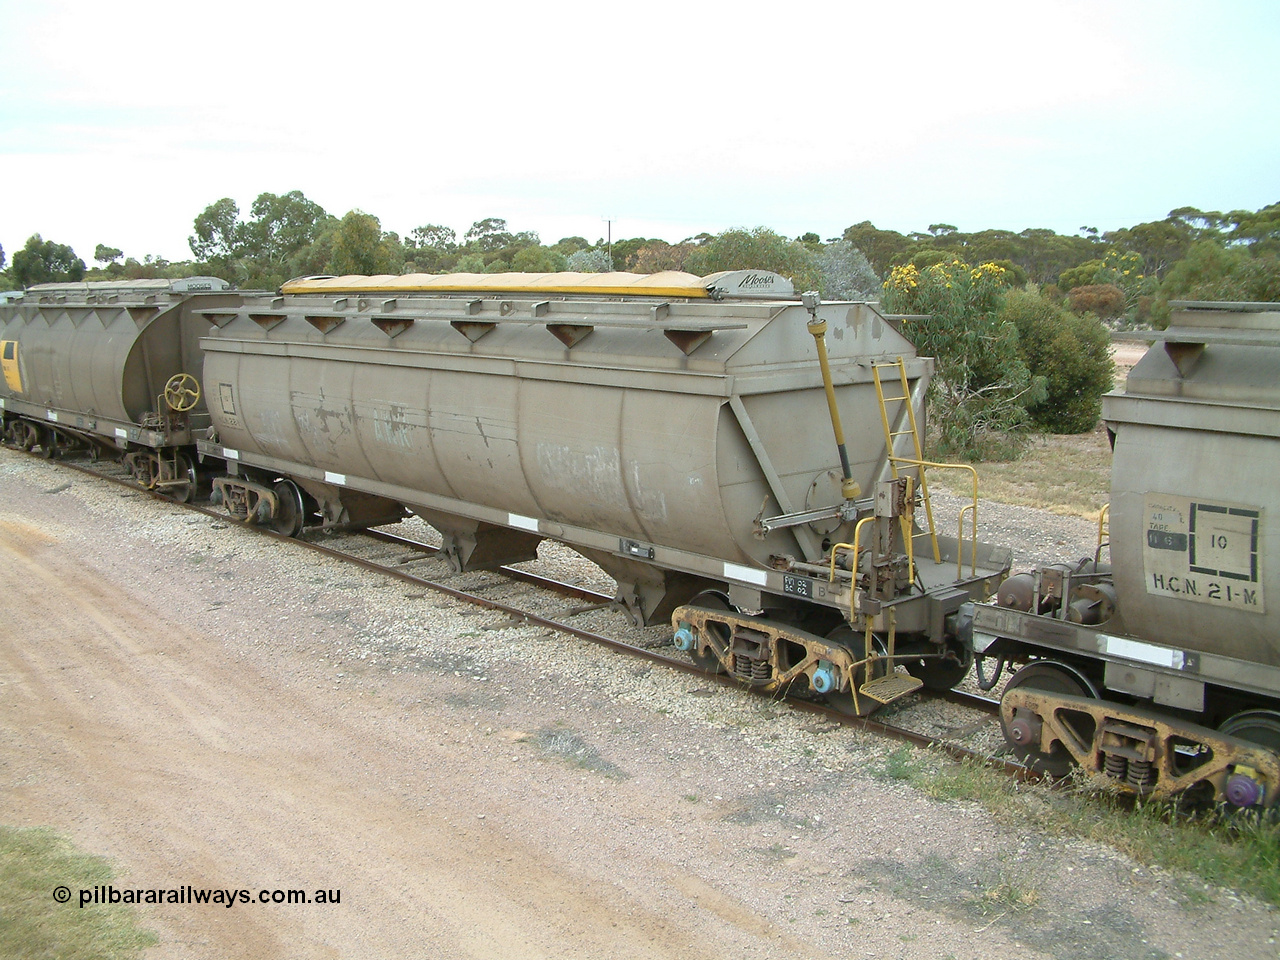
[882,258,1044,457]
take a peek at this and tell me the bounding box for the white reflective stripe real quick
[1102,634,1186,670]
[46,410,58,422]
[324,471,347,486]
[0,398,5,409]
[508,513,539,532]
[115,427,128,439]
[723,562,767,587]
[224,448,240,460]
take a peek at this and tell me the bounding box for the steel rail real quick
[357,528,616,606]
[291,528,1026,777]
[12,446,1023,779]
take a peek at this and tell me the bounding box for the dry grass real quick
[933,424,1113,520]
[931,345,1138,521]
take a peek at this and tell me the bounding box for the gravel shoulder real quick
[0,447,1276,960]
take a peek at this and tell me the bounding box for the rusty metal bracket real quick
[1002,689,1280,804]
[671,604,923,715]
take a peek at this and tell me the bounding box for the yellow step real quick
[859,673,924,705]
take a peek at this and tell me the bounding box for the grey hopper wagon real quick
[0,278,245,499]
[972,301,1280,806]
[198,270,1010,714]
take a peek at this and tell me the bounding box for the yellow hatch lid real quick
[281,269,794,300]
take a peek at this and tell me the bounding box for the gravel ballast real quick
[0,447,1275,960]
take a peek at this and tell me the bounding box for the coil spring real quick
[1126,759,1155,791]
[1103,753,1128,780]
[732,656,772,681]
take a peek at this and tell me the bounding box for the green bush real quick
[1040,282,1065,304]
[1001,289,1114,433]
[512,245,568,272]
[986,258,1029,288]
[1153,242,1280,327]
[10,234,86,287]
[1059,258,1105,291]
[1162,242,1280,301]
[883,260,1043,457]
[683,227,822,291]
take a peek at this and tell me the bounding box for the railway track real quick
[12,445,1026,780]
[346,527,1008,731]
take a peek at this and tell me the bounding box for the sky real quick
[2,0,1278,266]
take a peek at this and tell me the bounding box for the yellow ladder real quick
[871,358,941,564]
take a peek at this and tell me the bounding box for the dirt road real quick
[1,449,1276,959]
[0,493,754,958]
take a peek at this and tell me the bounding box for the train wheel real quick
[38,427,57,459]
[684,590,731,674]
[168,453,198,503]
[1220,710,1280,751]
[129,453,156,487]
[904,644,973,691]
[270,479,306,538]
[1000,660,1099,777]
[18,422,38,452]
[1218,711,1280,808]
[821,625,888,716]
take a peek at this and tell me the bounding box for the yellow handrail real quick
[958,504,977,578]
[890,458,980,579]
[900,475,916,585]
[828,516,876,582]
